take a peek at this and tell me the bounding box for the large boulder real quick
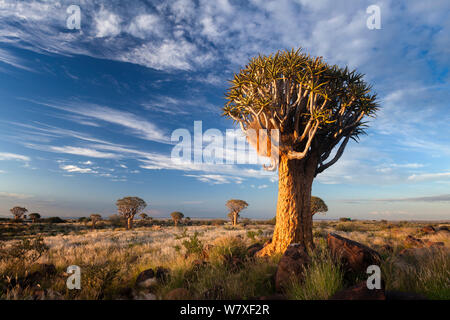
[327,233,381,275]
[275,243,311,293]
[330,281,385,300]
[135,268,157,289]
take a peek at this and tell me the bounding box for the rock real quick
[259,294,286,300]
[438,226,449,232]
[327,233,381,275]
[330,282,385,300]
[135,269,157,288]
[247,243,264,257]
[275,243,311,293]
[421,226,436,234]
[425,241,444,248]
[404,235,424,247]
[155,267,170,282]
[165,288,190,300]
[385,290,427,300]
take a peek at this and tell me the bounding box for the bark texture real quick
[257,154,317,256]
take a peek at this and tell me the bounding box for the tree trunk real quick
[127,217,133,230]
[233,212,238,226]
[257,154,317,256]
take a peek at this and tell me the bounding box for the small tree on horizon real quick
[116,197,147,230]
[311,196,328,216]
[10,206,27,220]
[226,199,248,226]
[29,213,41,223]
[90,214,102,229]
[171,211,184,226]
[140,213,149,220]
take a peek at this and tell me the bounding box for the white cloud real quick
[408,172,450,182]
[127,14,164,39]
[184,174,244,184]
[60,164,93,173]
[95,6,122,38]
[50,146,118,159]
[0,152,30,162]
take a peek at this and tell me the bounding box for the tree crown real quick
[223,48,379,172]
[171,211,184,220]
[10,206,28,218]
[226,199,249,213]
[29,213,41,219]
[116,197,146,218]
[311,196,328,215]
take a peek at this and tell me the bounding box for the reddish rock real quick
[165,288,190,300]
[327,233,381,274]
[404,235,424,247]
[275,243,311,293]
[421,226,436,234]
[330,282,385,300]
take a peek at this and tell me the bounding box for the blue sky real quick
[0,0,449,220]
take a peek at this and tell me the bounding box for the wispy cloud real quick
[25,100,169,144]
[184,174,244,185]
[60,164,94,174]
[0,191,33,199]
[0,152,30,162]
[408,172,450,182]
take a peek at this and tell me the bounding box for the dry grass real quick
[0,219,448,300]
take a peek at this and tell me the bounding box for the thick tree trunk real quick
[127,217,133,230]
[233,212,238,226]
[257,154,317,256]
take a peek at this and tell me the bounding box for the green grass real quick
[286,240,344,300]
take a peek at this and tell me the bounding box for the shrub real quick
[41,217,66,223]
[182,232,204,257]
[0,237,49,265]
[246,230,263,241]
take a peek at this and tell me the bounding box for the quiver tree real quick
[10,206,27,220]
[116,197,146,230]
[171,211,184,226]
[140,213,148,220]
[311,196,328,216]
[29,213,41,223]
[226,199,248,226]
[223,49,378,255]
[90,214,102,229]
